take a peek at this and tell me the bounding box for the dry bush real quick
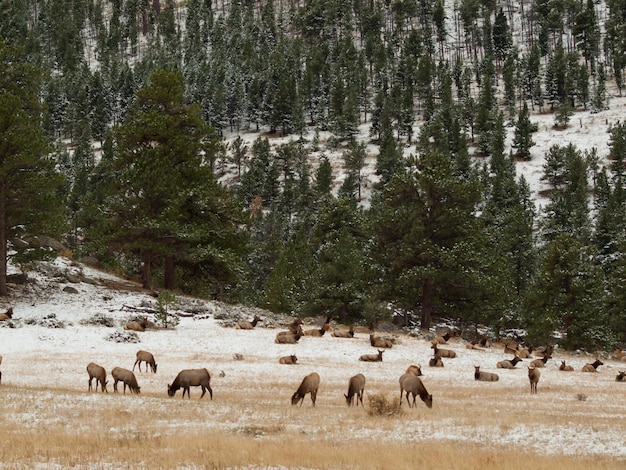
[367,393,402,417]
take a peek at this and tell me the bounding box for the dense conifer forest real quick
[1,0,626,349]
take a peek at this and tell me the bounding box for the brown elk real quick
[529,355,551,368]
[429,353,444,367]
[0,307,13,321]
[275,331,302,344]
[399,375,433,408]
[344,373,366,407]
[276,319,304,338]
[236,315,262,330]
[279,354,298,364]
[613,348,626,361]
[528,366,540,394]
[432,331,451,344]
[497,356,523,369]
[582,359,603,372]
[616,371,626,382]
[559,360,574,371]
[332,325,355,338]
[87,362,108,393]
[370,334,393,348]
[133,350,157,373]
[111,367,140,394]
[431,344,456,358]
[304,322,331,337]
[474,365,499,382]
[291,372,320,406]
[168,368,212,399]
[517,346,534,358]
[359,349,384,362]
[405,364,423,377]
[124,317,149,332]
[502,340,519,356]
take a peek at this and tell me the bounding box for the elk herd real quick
[2,307,626,410]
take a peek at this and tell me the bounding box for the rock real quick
[63,286,79,294]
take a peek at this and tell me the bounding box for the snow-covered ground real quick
[1,257,626,462]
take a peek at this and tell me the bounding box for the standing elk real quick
[359,349,384,362]
[168,368,213,399]
[291,372,320,406]
[0,307,13,321]
[582,359,603,372]
[559,360,574,371]
[87,362,108,393]
[528,366,540,394]
[133,350,157,373]
[370,334,393,348]
[111,367,140,394]
[236,315,262,330]
[344,373,366,407]
[279,354,298,364]
[404,364,423,377]
[124,317,149,332]
[399,374,433,408]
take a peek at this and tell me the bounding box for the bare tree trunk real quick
[142,255,153,290]
[420,279,434,331]
[0,183,6,296]
[164,255,175,290]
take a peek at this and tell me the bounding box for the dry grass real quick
[0,376,625,470]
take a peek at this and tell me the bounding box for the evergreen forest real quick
[2,0,626,350]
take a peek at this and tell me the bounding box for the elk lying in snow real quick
[616,371,626,382]
[429,353,444,367]
[291,372,320,406]
[534,344,554,358]
[432,331,451,344]
[497,356,523,369]
[304,322,330,337]
[279,354,298,364]
[503,341,519,356]
[582,359,604,372]
[332,325,355,338]
[613,348,626,361]
[530,355,551,368]
[399,374,433,408]
[87,362,108,393]
[359,349,384,362]
[345,373,366,407]
[124,317,149,332]
[517,346,533,358]
[133,350,157,373]
[431,344,456,358]
[0,307,13,321]
[111,367,140,394]
[276,319,304,338]
[275,331,302,344]
[168,368,213,399]
[559,360,574,371]
[528,366,540,394]
[370,334,393,348]
[236,315,262,330]
[474,365,499,382]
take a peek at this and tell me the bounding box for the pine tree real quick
[0,39,66,295]
[512,102,535,161]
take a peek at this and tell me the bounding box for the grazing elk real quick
[405,364,423,377]
[236,315,262,330]
[370,334,393,348]
[399,375,433,409]
[474,365,499,382]
[133,350,157,373]
[111,367,140,394]
[0,307,13,321]
[87,362,108,393]
[431,344,456,358]
[528,366,540,394]
[291,372,320,406]
[359,349,384,362]
[124,317,149,332]
[168,368,213,399]
[582,359,603,372]
[615,371,626,382]
[332,325,355,338]
[530,355,551,368]
[279,354,298,364]
[497,356,523,369]
[559,360,574,371]
[344,373,366,407]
